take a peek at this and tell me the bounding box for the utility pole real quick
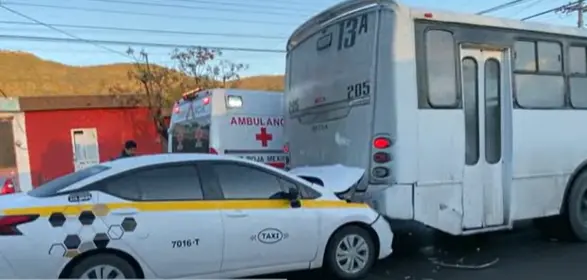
[557,0,586,28]
[580,0,585,28]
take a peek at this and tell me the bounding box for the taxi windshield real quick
[28,165,110,198]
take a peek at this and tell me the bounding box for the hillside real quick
[0,51,285,97]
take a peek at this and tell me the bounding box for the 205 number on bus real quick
[347,81,370,100]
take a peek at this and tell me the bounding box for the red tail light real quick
[373,152,391,163]
[0,215,39,235]
[283,143,289,153]
[373,137,391,149]
[1,179,15,195]
[209,148,218,154]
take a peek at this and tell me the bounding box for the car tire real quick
[324,225,376,280]
[65,253,138,279]
[567,171,587,242]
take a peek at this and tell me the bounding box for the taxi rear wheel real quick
[324,225,376,279]
[66,253,137,279]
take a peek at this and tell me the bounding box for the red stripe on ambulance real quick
[230,116,284,126]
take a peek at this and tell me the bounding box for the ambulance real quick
[168,88,287,168]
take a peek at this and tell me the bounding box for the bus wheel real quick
[567,171,587,242]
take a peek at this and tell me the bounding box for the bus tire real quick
[567,171,587,242]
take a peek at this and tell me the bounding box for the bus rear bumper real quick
[365,183,414,220]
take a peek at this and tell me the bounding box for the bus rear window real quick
[287,11,376,114]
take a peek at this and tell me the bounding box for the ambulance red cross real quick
[168,88,287,168]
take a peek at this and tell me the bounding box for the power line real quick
[151,0,315,9]
[0,20,287,40]
[508,0,547,17]
[476,0,531,15]
[82,0,307,17]
[1,1,296,26]
[0,34,286,53]
[521,0,581,21]
[0,3,130,58]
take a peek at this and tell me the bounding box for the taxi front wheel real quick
[323,226,376,279]
[66,253,138,279]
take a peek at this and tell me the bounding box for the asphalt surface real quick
[265,223,587,280]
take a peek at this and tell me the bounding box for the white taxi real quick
[0,154,393,279]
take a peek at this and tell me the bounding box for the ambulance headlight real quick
[226,95,243,108]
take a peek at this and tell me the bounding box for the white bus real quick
[169,88,287,168]
[285,0,587,240]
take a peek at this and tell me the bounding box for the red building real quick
[0,95,163,191]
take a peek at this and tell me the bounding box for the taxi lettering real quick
[254,228,289,244]
[230,116,284,126]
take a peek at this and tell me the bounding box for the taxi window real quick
[28,165,110,197]
[171,121,210,153]
[279,179,321,199]
[102,165,204,201]
[212,163,284,199]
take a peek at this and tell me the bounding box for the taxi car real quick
[0,154,393,279]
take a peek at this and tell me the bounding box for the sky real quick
[0,0,580,77]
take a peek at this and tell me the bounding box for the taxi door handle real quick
[226,211,248,218]
[111,208,138,216]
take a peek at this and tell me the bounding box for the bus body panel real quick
[169,89,286,168]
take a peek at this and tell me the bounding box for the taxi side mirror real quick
[286,187,301,208]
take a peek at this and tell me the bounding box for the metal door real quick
[460,47,512,229]
[71,128,100,171]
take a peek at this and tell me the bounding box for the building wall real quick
[25,107,161,187]
[0,112,31,192]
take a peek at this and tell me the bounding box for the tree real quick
[113,46,248,142]
[170,47,248,88]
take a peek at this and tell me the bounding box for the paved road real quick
[369,228,587,280]
[266,224,587,280]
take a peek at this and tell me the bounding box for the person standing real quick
[118,140,137,159]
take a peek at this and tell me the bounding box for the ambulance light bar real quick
[182,88,203,101]
[226,95,243,108]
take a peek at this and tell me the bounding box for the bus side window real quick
[425,30,458,108]
[569,46,587,108]
[513,40,564,108]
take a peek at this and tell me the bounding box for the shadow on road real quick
[258,221,587,280]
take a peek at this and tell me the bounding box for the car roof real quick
[101,153,263,171]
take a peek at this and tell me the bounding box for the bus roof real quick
[289,0,587,51]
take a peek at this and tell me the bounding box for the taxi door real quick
[95,163,223,278]
[201,162,320,271]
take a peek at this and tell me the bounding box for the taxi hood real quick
[289,164,366,194]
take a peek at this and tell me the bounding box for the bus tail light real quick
[373,152,391,163]
[371,135,393,180]
[372,167,390,178]
[0,215,39,235]
[373,137,391,149]
[226,95,242,108]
